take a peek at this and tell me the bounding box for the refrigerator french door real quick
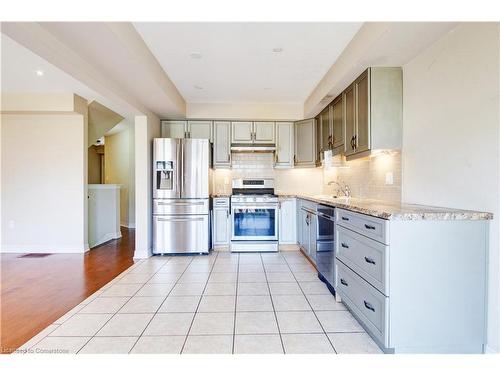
[153,138,210,254]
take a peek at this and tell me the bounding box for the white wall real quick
[1,94,88,253]
[104,120,135,227]
[134,114,160,259]
[402,23,500,352]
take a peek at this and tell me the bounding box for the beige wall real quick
[402,23,500,352]
[187,102,302,120]
[134,114,160,258]
[104,121,134,227]
[1,94,88,253]
[88,145,102,184]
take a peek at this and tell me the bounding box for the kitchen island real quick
[277,194,492,353]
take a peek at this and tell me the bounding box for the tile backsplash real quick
[323,151,402,201]
[212,151,402,202]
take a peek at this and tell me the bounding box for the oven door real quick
[231,203,278,241]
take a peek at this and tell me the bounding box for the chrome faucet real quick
[327,179,351,198]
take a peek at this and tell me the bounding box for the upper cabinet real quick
[231,121,275,144]
[253,122,275,143]
[231,121,253,143]
[319,106,331,157]
[275,122,294,168]
[213,121,231,168]
[344,67,402,159]
[188,121,212,141]
[294,119,316,167]
[331,94,344,151]
[161,120,212,141]
[161,120,187,138]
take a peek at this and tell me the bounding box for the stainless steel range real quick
[230,178,279,253]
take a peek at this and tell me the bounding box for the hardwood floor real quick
[0,228,136,354]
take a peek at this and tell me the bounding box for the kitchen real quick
[153,65,491,354]
[0,14,499,366]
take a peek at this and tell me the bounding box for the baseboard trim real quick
[0,244,88,254]
[89,231,122,249]
[133,250,151,259]
[485,344,499,354]
[120,221,136,229]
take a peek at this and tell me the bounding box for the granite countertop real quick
[277,193,493,221]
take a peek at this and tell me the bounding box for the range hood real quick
[231,143,276,153]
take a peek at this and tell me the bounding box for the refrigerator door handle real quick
[180,140,184,197]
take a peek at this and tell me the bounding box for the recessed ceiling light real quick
[190,52,203,59]
[194,85,203,90]
[272,48,283,53]
[35,70,44,76]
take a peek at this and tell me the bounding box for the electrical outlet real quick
[385,171,394,185]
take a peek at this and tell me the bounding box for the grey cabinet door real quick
[213,121,231,167]
[294,119,316,167]
[254,121,275,143]
[275,122,294,168]
[332,95,344,150]
[308,212,317,264]
[355,70,370,153]
[344,84,356,156]
[231,121,253,143]
[188,121,212,141]
[161,120,187,138]
[213,207,230,245]
[300,209,310,253]
[320,107,331,154]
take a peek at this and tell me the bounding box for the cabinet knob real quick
[364,224,376,230]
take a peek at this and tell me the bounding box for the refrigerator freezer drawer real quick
[153,199,209,215]
[153,215,209,254]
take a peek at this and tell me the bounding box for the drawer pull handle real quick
[364,301,375,312]
[364,224,376,230]
[364,257,376,265]
[341,216,350,221]
[341,243,349,249]
[340,278,348,286]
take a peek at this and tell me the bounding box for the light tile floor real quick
[16,250,382,354]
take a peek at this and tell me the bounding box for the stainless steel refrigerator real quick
[153,138,210,254]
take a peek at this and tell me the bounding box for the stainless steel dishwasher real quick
[316,204,336,295]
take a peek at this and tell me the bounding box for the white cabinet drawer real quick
[336,208,389,245]
[336,260,389,347]
[299,198,317,212]
[336,225,389,295]
[213,197,229,207]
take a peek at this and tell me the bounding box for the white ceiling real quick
[134,22,362,104]
[0,33,134,120]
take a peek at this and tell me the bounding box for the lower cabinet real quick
[335,208,488,354]
[212,197,230,246]
[279,198,297,244]
[297,199,317,265]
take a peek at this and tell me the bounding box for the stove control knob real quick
[253,197,257,202]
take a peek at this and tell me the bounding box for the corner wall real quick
[401,23,500,352]
[134,114,160,259]
[1,93,88,253]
